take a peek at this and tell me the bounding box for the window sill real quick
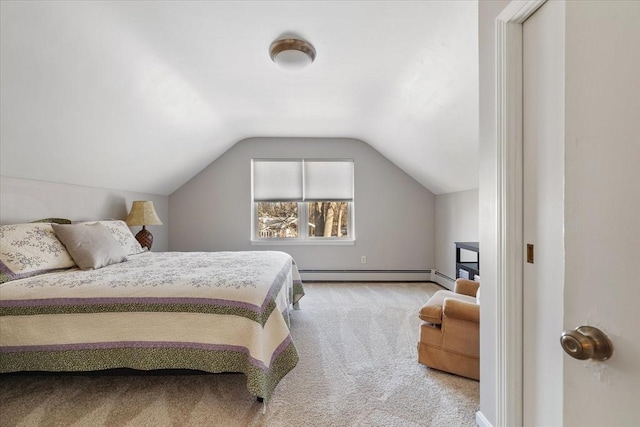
[251,238,355,246]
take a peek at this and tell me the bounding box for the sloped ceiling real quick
[0,1,478,196]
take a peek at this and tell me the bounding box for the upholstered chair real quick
[417,278,480,380]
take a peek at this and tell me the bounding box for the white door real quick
[522,1,640,426]
[522,1,565,425]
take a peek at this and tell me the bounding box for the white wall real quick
[0,175,169,251]
[478,0,511,424]
[435,189,479,280]
[169,137,436,276]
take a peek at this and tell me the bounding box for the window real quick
[257,202,298,238]
[307,201,349,237]
[252,159,354,244]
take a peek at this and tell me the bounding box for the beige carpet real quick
[0,282,479,427]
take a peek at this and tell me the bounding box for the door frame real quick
[494,1,546,426]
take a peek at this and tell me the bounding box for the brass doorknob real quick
[560,326,613,361]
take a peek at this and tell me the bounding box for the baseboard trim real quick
[476,410,493,427]
[298,269,431,282]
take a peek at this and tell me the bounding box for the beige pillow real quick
[52,223,127,270]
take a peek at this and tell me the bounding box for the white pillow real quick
[476,287,481,305]
[0,223,76,283]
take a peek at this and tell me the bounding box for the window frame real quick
[251,201,355,246]
[251,159,355,245]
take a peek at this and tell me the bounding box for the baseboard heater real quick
[434,270,455,281]
[298,269,432,282]
[432,270,458,291]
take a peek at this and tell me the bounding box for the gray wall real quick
[435,189,479,280]
[169,137,436,272]
[0,175,169,251]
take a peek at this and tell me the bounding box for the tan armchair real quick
[417,279,479,380]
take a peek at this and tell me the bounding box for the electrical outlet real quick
[361,256,367,264]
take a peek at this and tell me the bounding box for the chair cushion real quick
[454,278,480,297]
[419,290,477,324]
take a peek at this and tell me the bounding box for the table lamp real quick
[125,201,163,250]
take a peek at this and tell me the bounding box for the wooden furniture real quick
[455,241,479,280]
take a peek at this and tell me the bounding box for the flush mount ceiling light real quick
[269,38,316,70]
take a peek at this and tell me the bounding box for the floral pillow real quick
[0,223,76,283]
[79,220,145,256]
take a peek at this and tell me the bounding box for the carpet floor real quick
[0,282,479,427]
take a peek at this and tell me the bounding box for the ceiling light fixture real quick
[269,38,316,70]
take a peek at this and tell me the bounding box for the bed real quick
[0,220,304,401]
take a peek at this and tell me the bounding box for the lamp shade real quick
[125,201,163,226]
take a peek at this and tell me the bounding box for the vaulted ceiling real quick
[0,1,478,196]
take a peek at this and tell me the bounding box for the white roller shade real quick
[252,159,303,201]
[304,160,354,201]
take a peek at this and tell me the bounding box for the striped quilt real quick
[0,251,304,400]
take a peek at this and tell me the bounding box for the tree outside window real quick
[257,202,298,238]
[308,201,349,237]
[256,201,350,239]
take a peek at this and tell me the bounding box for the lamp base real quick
[135,226,153,250]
